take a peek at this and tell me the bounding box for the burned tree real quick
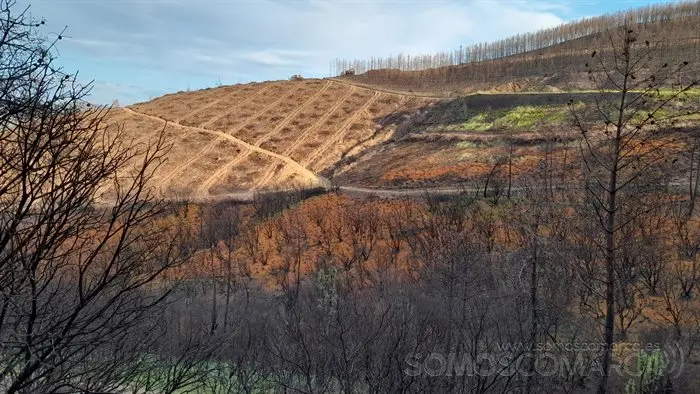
[568,25,698,393]
[0,2,184,392]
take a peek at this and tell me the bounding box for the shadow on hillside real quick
[320,107,425,179]
[321,91,642,180]
[419,91,633,126]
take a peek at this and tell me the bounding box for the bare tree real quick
[334,1,700,91]
[568,25,698,393]
[0,2,184,391]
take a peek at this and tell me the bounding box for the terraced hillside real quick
[105,79,432,200]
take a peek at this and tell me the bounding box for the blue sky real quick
[16,0,677,105]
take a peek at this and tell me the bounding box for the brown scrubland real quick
[3,0,700,392]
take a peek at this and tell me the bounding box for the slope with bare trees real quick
[334,1,700,94]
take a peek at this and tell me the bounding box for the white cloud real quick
[18,0,566,103]
[241,49,314,67]
[89,81,160,106]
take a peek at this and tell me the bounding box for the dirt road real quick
[122,108,329,193]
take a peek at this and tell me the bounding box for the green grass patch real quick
[631,106,700,123]
[431,93,699,134]
[458,113,492,131]
[493,105,568,128]
[652,87,700,100]
[119,355,278,393]
[455,141,478,149]
[446,103,582,132]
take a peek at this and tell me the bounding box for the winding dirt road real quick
[118,81,667,204]
[327,78,453,99]
[195,81,333,196]
[256,85,357,187]
[121,108,328,194]
[303,91,381,168]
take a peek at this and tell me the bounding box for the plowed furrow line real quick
[258,80,331,145]
[256,85,355,187]
[154,137,225,194]
[122,108,324,197]
[221,83,304,138]
[195,82,330,195]
[192,154,245,197]
[200,84,272,128]
[302,91,381,168]
[176,90,242,124]
[192,84,312,196]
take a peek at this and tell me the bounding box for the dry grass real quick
[164,139,244,196]
[108,78,448,198]
[333,137,580,188]
[130,86,228,122]
[205,82,307,133]
[287,89,380,165]
[261,84,353,153]
[179,84,260,126]
[208,152,277,194]
[148,132,221,190]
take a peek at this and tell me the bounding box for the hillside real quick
[8,0,700,392]
[104,79,431,200]
[335,2,700,95]
[105,78,699,201]
[101,1,700,202]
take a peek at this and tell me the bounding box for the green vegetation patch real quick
[455,141,479,149]
[494,105,568,128]
[459,113,492,131]
[653,87,700,100]
[447,104,578,132]
[631,106,700,123]
[429,91,699,134]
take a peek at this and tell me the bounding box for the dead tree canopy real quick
[0,1,184,392]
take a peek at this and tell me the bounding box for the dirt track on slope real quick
[192,84,311,197]
[255,85,358,187]
[199,84,273,128]
[121,108,328,195]
[303,91,381,168]
[327,78,452,99]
